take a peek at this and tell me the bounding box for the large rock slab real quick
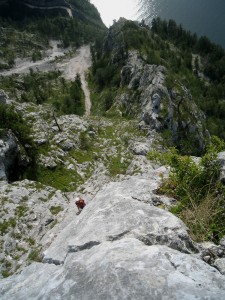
[43,174,197,265]
[1,239,225,300]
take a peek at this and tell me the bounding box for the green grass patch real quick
[108,155,131,176]
[70,149,94,164]
[15,205,29,218]
[35,165,82,192]
[148,136,225,243]
[50,205,63,215]
[0,218,17,235]
[28,247,42,262]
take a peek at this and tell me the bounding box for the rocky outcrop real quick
[1,167,225,298]
[0,179,71,275]
[118,50,209,154]
[100,19,209,154]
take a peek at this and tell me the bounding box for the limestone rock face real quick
[1,171,225,299]
[1,163,225,298]
[43,172,197,265]
[0,179,70,275]
[118,50,209,154]
[100,20,209,154]
[1,240,225,300]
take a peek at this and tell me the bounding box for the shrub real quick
[50,206,63,215]
[148,137,225,243]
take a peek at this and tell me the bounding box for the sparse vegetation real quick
[28,247,42,262]
[0,218,16,235]
[147,136,225,243]
[50,205,63,215]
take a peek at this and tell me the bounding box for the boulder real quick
[214,258,225,275]
[1,240,225,300]
[43,173,198,265]
[131,141,151,155]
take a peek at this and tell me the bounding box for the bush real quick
[148,137,225,243]
[0,103,36,161]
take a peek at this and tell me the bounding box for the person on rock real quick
[75,197,86,214]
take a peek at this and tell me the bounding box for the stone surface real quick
[1,140,225,298]
[220,235,225,247]
[214,258,225,275]
[1,240,225,300]
[0,180,70,274]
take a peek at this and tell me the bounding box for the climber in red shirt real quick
[75,197,86,214]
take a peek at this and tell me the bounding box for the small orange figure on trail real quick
[75,197,86,214]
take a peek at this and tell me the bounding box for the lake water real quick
[137,0,225,48]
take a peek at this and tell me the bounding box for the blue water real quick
[138,0,225,48]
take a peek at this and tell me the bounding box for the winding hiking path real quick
[21,2,73,18]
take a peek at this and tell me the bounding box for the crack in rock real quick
[107,230,130,241]
[68,241,101,253]
[165,252,178,270]
[137,233,199,255]
[42,257,64,266]
[131,196,150,204]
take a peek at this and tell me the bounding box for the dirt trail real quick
[0,42,92,116]
[22,2,73,18]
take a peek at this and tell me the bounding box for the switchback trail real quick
[21,2,73,18]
